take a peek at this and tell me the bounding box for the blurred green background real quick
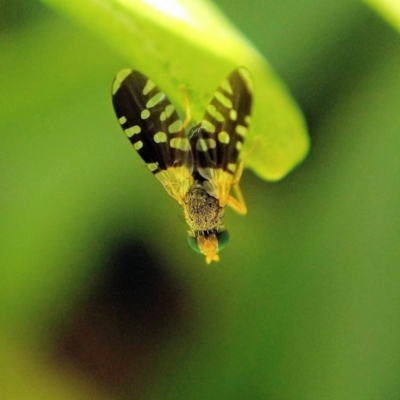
[2,1,400,399]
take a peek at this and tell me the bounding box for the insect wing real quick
[190,67,253,205]
[112,70,193,202]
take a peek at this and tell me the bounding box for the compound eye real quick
[187,235,202,254]
[217,230,230,251]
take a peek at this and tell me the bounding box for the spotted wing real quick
[112,69,193,203]
[189,67,253,206]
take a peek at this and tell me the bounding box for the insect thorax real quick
[183,182,224,232]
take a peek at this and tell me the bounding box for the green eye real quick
[186,231,230,254]
[187,235,202,254]
[217,230,230,251]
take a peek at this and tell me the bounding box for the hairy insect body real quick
[183,181,224,233]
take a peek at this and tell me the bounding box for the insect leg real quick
[227,136,261,213]
[227,161,247,214]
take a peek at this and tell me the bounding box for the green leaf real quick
[39,0,309,181]
[364,0,400,32]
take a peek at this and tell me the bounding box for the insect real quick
[112,67,253,264]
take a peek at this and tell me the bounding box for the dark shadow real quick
[50,234,196,397]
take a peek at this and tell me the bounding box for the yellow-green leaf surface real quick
[364,0,400,32]
[40,0,309,181]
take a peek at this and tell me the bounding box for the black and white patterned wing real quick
[189,67,253,206]
[112,70,194,204]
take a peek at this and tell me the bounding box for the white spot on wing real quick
[235,125,248,137]
[206,104,224,122]
[134,140,143,150]
[196,138,207,151]
[220,78,233,94]
[215,110,225,122]
[160,104,176,122]
[196,138,217,151]
[168,120,183,133]
[142,79,156,95]
[165,104,175,117]
[112,69,132,95]
[148,163,158,172]
[218,131,230,144]
[207,139,217,149]
[201,120,216,133]
[141,109,151,120]
[214,91,233,109]
[237,67,254,93]
[125,125,141,137]
[170,137,190,150]
[154,131,167,143]
[146,91,165,108]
